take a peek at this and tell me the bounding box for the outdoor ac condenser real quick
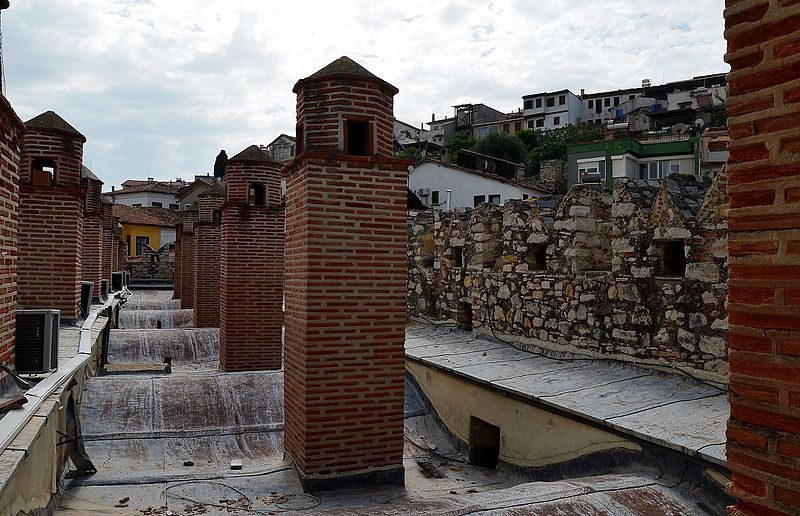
[112,271,124,291]
[80,281,94,319]
[16,309,60,374]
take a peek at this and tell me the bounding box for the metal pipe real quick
[446,189,452,211]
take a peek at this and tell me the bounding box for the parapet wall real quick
[408,171,729,383]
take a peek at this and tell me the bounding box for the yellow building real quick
[112,204,180,256]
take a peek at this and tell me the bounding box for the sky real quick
[3,0,728,188]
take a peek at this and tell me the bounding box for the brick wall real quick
[101,200,114,287]
[81,176,104,299]
[18,116,86,321]
[219,148,284,370]
[179,210,197,309]
[194,186,223,327]
[284,57,408,489]
[0,97,24,365]
[173,222,181,299]
[724,2,800,514]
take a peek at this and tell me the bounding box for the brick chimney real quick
[81,166,104,301]
[219,145,284,371]
[18,111,86,321]
[0,96,25,365]
[178,208,198,309]
[193,181,223,327]
[284,56,409,490]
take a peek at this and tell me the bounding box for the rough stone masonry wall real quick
[408,173,730,383]
[0,98,23,365]
[723,1,800,514]
[125,243,174,280]
[18,128,85,321]
[193,190,222,328]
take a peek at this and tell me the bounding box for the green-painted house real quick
[567,134,701,189]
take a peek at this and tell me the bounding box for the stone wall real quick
[408,171,729,383]
[125,242,174,280]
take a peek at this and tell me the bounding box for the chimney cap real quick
[293,56,398,95]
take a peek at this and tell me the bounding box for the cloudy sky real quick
[4,0,727,188]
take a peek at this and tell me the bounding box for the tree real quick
[515,129,542,151]
[444,132,477,161]
[525,122,604,176]
[473,133,527,164]
[394,147,424,161]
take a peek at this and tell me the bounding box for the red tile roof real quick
[112,204,180,227]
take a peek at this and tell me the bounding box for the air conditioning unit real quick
[80,282,93,318]
[100,279,110,301]
[416,188,430,197]
[112,272,124,291]
[16,309,60,374]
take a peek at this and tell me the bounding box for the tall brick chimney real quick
[178,208,198,309]
[18,111,86,321]
[724,1,800,514]
[0,96,25,365]
[81,166,104,301]
[283,57,409,490]
[193,181,223,328]
[219,145,284,372]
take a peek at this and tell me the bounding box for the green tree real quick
[394,147,424,161]
[473,133,527,164]
[445,132,477,161]
[515,129,542,151]
[525,122,604,175]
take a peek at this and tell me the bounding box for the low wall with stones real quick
[126,242,175,280]
[408,170,730,383]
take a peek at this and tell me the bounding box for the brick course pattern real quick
[81,174,104,298]
[284,57,408,489]
[178,210,197,309]
[172,223,181,300]
[193,186,223,327]
[219,147,284,370]
[18,113,86,321]
[724,1,800,514]
[0,97,24,365]
[101,200,114,287]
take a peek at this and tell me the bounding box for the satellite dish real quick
[694,118,705,128]
[672,123,687,135]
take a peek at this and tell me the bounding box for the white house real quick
[106,181,181,209]
[522,89,584,131]
[409,159,550,209]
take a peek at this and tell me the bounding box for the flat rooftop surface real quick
[405,323,728,466]
[57,291,716,514]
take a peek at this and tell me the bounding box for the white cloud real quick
[3,0,727,187]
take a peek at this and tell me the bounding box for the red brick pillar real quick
[81,169,104,300]
[219,146,284,371]
[101,199,114,289]
[179,210,197,310]
[18,111,86,321]
[724,2,800,514]
[0,97,24,365]
[173,222,182,299]
[193,183,223,327]
[283,57,408,490]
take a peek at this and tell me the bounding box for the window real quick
[596,103,602,114]
[524,99,533,109]
[604,98,611,107]
[588,99,594,109]
[249,183,266,206]
[32,158,56,186]
[655,240,686,277]
[132,203,142,207]
[488,194,501,205]
[670,163,680,174]
[431,190,440,205]
[535,98,542,108]
[523,194,529,200]
[595,119,602,125]
[613,96,620,106]
[527,120,535,129]
[546,97,555,107]
[345,120,370,156]
[169,204,179,210]
[578,161,606,182]
[212,209,222,224]
[473,195,486,207]
[638,160,673,180]
[184,203,192,210]
[553,116,561,126]
[126,235,131,255]
[515,122,522,132]
[151,202,162,208]
[135,236,149,256]
[478,125,498,138]
[502,123,509,133]
[535,119,544,128]
[629,95,636,101]
[559,95,566,105]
